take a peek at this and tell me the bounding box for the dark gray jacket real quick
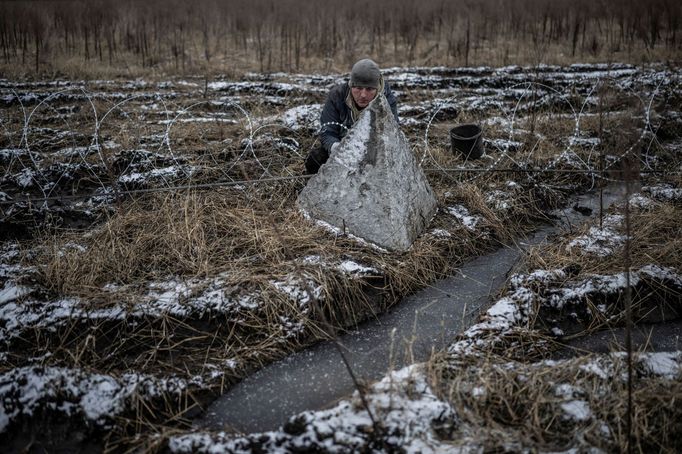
[319,82,398,152]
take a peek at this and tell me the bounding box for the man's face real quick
[351,86,378,109]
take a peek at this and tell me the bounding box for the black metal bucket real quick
[450,124,484,160]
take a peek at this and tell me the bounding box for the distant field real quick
[0,0,680,78]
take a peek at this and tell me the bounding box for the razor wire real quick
[420,75,672,191]
[0,67,680,210]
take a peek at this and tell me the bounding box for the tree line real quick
[0,0,679,75]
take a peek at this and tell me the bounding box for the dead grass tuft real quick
[524,193,682,275]
[430,352,682,452]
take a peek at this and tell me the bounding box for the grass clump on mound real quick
[21,169,559,382]
[426,180,682,453]
[430,352,682,453]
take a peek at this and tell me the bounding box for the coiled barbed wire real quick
[1,70,679,209]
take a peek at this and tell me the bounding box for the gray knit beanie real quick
[350,59,381,89]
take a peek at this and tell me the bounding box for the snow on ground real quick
[0,243,31,282]
[117,165,195,186]
[304,215,389,253]
[206,80,325,96]
[1,63,680,450]
[643,184,682,202]
[167,364,456,453]
[0,271,328,344]
[0,238,379,348]
[299,255,381,278]
[639,352,682,378]
[336,260,378,276]
[0,366,209,434]
[553,383,592,422]
[163,351,681,453]
[552,149,593,169]
[280,104,322,131]
[0,284,31,305]
[484,137,523,152]
[270,274,323,309]
[429,228,452,238]
[445,205,481,231]
[627,193,656,209]
[449,264,682,356]
[568,136,601,149]
[567,214,626,256]
[485,189,513,211]
[157,117,238,125]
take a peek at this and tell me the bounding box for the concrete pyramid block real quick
[298,95,437,251]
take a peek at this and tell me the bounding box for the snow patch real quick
[567,214,626,257]
[643,184,682,202]
[118,165,194,185]
[560,400,592,422]
[336,260,378,276]
[281,104,322,131]
[429,228,452,238]
[486,190,512,211]
[271,275,323,308]
[0,283,32,304]
[167,364,455,453]
[446,205,481,231]
[449,265,681,356]
[0,366,202,433]
[640,352,681,378]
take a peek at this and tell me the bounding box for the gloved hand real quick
[330,142,340,154]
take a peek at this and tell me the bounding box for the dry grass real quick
[524,192,682,275]
[430,352,682,452]
[13,163,562,383]
[423,172,682,452]
[41,189,308,293]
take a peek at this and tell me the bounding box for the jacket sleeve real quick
[319,87,344,153]
[384,82,399,123]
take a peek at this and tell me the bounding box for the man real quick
[304,58,399,174]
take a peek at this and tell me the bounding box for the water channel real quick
[196,185,628,433]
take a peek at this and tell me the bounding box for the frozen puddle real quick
[196,185,628,433]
